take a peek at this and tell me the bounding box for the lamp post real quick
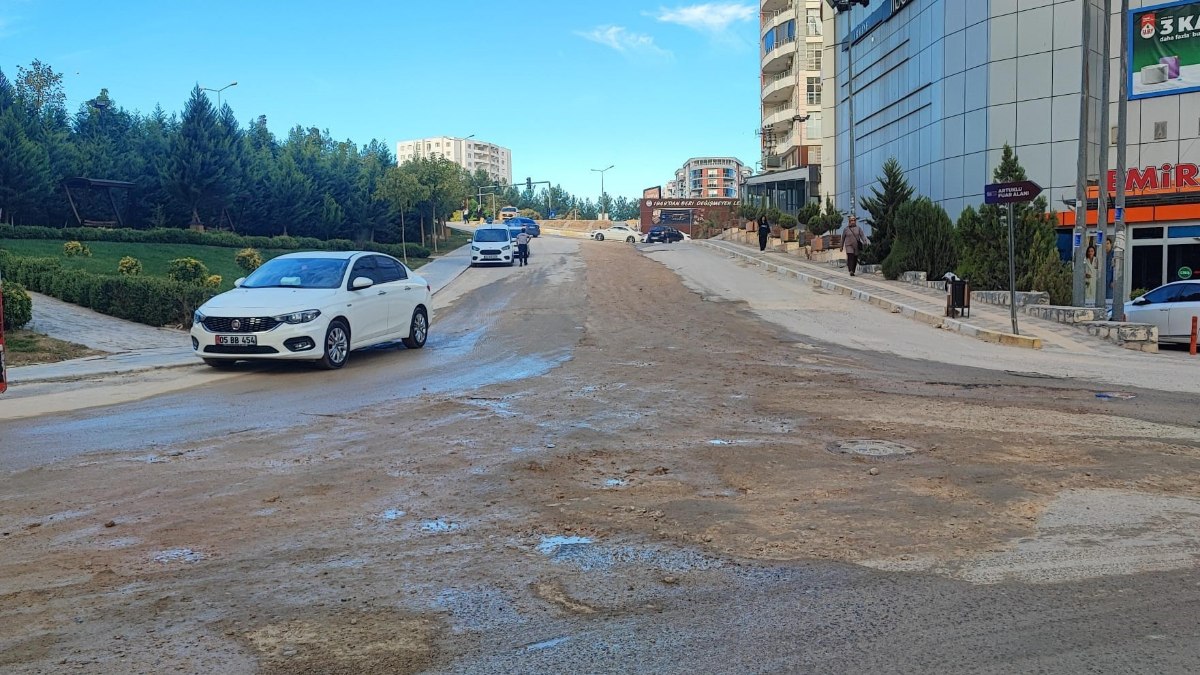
[591,165,614,220]
[201,81,238,109]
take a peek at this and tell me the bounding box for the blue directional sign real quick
[984,180,1043,204]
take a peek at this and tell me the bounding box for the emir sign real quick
[1130,0,1200,99]
[984,180,1044,204]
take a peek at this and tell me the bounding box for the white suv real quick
[471,227,515,266]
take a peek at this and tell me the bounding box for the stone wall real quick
[1022,305,1102,324]
[971,290,1050,307]
[1079,321,1159,353]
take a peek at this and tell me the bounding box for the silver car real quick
[1124,280,1200,343]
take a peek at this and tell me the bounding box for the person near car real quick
[840,217,869,277]
[757,214,770,252]
[515,228,531,267]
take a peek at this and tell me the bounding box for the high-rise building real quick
[759,0,827,172]
[665,157,753,199]
[820,0,1200,302]
[395,136,512,185]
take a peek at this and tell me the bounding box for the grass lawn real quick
[4,329,101,366]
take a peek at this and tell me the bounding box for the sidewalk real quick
[7,245,472,385]
[699,238,1120,355]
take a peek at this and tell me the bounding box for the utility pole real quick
[1072,0,1093,306]
[1112,0,1130,321]
[1095,0,1112,310]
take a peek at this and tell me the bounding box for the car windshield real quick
[475,229,509,243]
[241,257,348,289]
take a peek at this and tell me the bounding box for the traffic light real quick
[526,177,532,191]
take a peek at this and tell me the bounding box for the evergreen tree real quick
[0,104,53,225]
[882,198,958,280]
[859,157,914,264]
[165,86,230,226]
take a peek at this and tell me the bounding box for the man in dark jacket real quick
[757,214,770,252]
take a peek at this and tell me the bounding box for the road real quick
[2,235,1198,673]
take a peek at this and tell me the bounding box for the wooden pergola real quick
[61,177,135,227]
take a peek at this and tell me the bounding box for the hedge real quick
[3,279,33,330]
[0,252,213,328]
[0,225,431,260]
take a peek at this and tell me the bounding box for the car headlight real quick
[471,245,480,251]
[502,244,511,250]
[193,310,206,325]
[274,309,322,324]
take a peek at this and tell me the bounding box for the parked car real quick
[590,224,641,242]
[470,226,515,267]
[505,216,541,238]
[499,206,519,222]
[190,252,431,370]
[1123,280,1200,343]
[643,226,687,244]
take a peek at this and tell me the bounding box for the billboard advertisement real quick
[1130,0,1200,99]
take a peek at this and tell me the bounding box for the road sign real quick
[1180,266,1194,280]
[1114,207,1124,222]
[548,209,556,219]
[1096,230,1104,244]
[984,180,1043,204]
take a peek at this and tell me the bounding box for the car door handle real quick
[377,290,387,295]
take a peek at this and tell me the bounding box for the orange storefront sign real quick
[1059,162,1200,226]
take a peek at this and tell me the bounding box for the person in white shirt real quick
[515,228,531,266]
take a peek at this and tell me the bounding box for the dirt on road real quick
[2,241,1198,672]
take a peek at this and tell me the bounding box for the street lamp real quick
[591,165,614,220]
[201,81,238,108]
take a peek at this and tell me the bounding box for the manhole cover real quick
[828,440,917,457]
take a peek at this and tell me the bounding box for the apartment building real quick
[759,0,826,172]
[395,136,513,185]
[665,157,753,199]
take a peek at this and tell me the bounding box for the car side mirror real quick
[1132,297,1150,306]
[234,277,245,288]
[351,276,374,290]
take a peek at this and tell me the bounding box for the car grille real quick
[202,316,281,333]
[480,249,502,255]
[203,345,280,354]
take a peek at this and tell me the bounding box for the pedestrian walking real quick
[757,214,770,252]
[840,217,869,276]
[515,227,531,267]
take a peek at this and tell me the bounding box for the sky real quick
[0,0,763,201]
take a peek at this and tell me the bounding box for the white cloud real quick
[653,2,755,33]
[576,25,670,57]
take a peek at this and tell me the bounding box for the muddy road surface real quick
[3,236,1199,673]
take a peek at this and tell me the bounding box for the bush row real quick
[0,253,213,328]
[0,225,431,260]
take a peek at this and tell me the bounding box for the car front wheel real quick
[402,308,428,349]
[317,319,350,369]
[595,233,605,241]
[626,236,636,243]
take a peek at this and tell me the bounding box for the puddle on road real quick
[828,439,918,458]
[152,548,203,563]
[604,478,628,488]
[536,535,724,573]
[380,509,406,521]
[537,535,594,555]
[525,636,570,652]
[420,519,460,533]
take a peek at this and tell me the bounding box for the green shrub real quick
[2,280,33,330]
[881,198,958,281]
[166,257,210,285]
[205,274,222,289]
[118,256,143,276]
[235,247,264,273]
[63,240,91,257]
[1130,288,1148,300]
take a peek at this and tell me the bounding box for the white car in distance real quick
[470,226,515,266]
[590,224,642,242]
[191,251,431,370]
[1123,280,1200,344]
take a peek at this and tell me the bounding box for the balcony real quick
[763,103,800,130]
[762,70,796,104]
[760,6,796,37]
[761,36,796,72]
[760,0,788,13]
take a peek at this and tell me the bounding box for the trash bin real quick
[945,278,971,318]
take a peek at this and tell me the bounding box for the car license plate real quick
[483,255,499,260]
[216,335,257,346]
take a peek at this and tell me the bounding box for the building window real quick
[805,116,822,140]
[806,77,822,106]
[806,45,821,72]
[806,9,822,37]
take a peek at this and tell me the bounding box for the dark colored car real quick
[506,216,541,238]
[644,226,685,243]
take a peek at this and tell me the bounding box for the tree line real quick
[0,60,640,247]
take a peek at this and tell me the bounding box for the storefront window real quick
[1167,243,1200,283]
[1132,227,1163,240]
[1131,246,1163,293]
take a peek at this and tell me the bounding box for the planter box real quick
[812,236,827,252]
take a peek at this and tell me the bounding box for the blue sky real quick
[0,0,762,201]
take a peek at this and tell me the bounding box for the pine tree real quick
[859,158,914,264]
[882,198,958,280]
[0,100,53,225]
[165,86,230,226]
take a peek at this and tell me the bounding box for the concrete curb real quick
[697,240,1043,350]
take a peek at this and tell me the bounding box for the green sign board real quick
[1180,266,1194,279]
[1130,0,1200,100]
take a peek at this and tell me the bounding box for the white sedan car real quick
[190,251,431,369]
[1124,280,1200,344]
[589,224,642,242]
